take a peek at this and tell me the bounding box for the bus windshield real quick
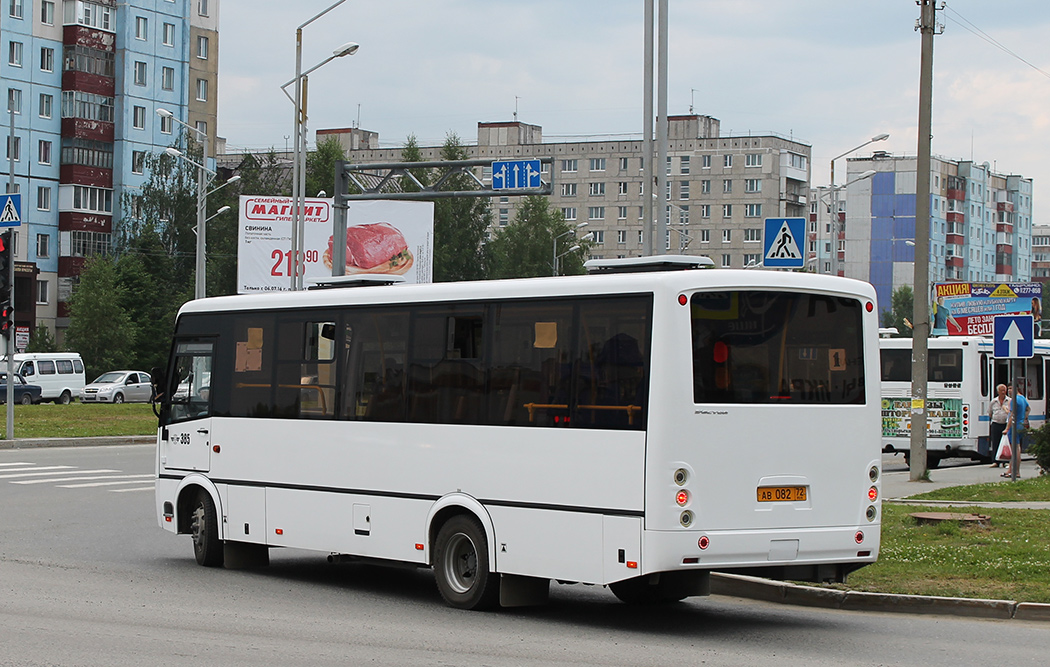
[691,290,865,404]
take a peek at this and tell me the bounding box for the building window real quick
[61,91,113,121]
[618,206,627,220]
[562,207,576,221]
[619,157,629,171]
[665,156,672,175]
[36,279,48,305]
[721,254,731,268]
[744,228,761,242]
[163,22,175,46]
[133,61,147,85]
[618,182,629,196]
[198,0,209,16]
[701,179,710,194]
[36,233,49,259]
[9,41,23,67]
[722,229,731,242]
[132,150,145,174]
[561,159,577,173]
[590,157,605,172]
[135,16,147,40]
[132,105,145,129]
[722,204,732,218]
[40,0,54,24]
[162,67,174,91]
[9,0,22,19]
[701,229,710,243]
[702,155,711,169]
[69,1,114,30]
[700,204,710,218]
[40,47,54,72]
[589,182,605,196]
[36,186,50,211]
[788,153,807,170]
[7,88,21,114]
[723,154,732,168]
[195,121,207,139]
[745,178,762,193]
[680,155,690,174]
[617,230,627,244]
[38,140,51,165]
[592,230,605,244]
[744,253,761,266]
[680,180,690,199]
[72,185,113,214]
[498,208,508,227]
[61,139,113,169]
[160,115,172,134]
[6,136,20,161]
[745,153,763,167]
[561,183,576,197]
[676,205,689,225]
[588,206,605,221]
[744,203,762,218]
[70,230,111,258]
[197,35,209,59]
[64,45,115,77]
[723,179,732,194]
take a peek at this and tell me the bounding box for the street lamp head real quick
[164,147,183,158]
[156,108,174,119]
[568,245,581,253]
[226,175,242,185]
[871,133,890,142]
[215,205,231,216]
[575,221,589,229]
[334,42,360,58]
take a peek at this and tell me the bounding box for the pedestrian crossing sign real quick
[762,217,805,268]
[0,194,21,227]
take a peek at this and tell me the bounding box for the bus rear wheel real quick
[190,491,224,567]
[433,515,499,610]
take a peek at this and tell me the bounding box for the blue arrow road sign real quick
[993,314,1034,359]
[762,217,806,268]
[0,194,21,227]
[491,159,542,190]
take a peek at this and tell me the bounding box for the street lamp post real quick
[283,0,356,290]
[828,133,888,276]
[819,169,877,274]
[552,222,589,275]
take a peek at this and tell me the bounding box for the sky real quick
[217,0,1050,212]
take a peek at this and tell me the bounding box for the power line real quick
[943,5,1050,81]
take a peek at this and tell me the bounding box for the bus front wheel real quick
[433,515,499,610]
[190,491,224,567]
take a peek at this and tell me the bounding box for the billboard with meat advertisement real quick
[931,282,1042,336]
[236,197,434,293]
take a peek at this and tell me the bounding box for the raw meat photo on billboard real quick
[236,197,434,293]
[931,282,1042,336]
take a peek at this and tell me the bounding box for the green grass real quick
[905,474,1050,503]
[0,402,158,439]
[833,503,1050,602]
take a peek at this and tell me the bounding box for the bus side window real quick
[345,311,408,422]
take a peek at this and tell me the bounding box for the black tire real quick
[610,574,689,604]
[927,455,942,469]
[19,393,31,405]
[113,393,124,404]
[57,391,71,405]
[433,515,499,610]
[190,491,224,567]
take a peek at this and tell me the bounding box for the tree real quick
[64,257,137,379]
[25,324,56,353]
[487,196,589,279]
[304,135,346,199]
[882,285,914,337]
[432,134,492,282]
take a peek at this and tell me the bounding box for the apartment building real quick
[843,152,1034,310]
[320,115,812,269]
[1,0,217,344]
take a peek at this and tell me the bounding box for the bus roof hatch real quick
[584,255,715,275]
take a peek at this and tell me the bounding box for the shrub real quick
[1026,423,1050,475]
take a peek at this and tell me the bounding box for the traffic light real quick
[0,303,11,338]
[0,230,9,305]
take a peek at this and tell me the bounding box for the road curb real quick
[0,435,153,450]
[710,573,1045,621]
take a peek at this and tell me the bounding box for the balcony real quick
[61,118,114,143]
[947,187,966,201]
[946,233,964,245]
[946,255,963,268]
[996,263,1014,276]
[997,201,1015,213]
[946,211,965,223]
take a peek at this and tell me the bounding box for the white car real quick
[80,370,152,404]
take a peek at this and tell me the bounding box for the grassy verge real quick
[0,402,158,439]
[903,474,1050,503]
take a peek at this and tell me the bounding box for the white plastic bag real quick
[995,433,1013,462]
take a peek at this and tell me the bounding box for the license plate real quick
[757,486,807,502]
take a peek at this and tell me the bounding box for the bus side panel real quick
[225,485,267,545]
[488,507,603,584]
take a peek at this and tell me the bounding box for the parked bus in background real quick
[880,335,1050,467]
[153,257,883,609]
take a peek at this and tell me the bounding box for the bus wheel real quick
[190,491,224,567]
[927,455,942,469]
[610,574,688,604]
[434,515,499,610]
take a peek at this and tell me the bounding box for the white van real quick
[6,353,86,404]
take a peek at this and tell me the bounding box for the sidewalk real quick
[0,435,154,449]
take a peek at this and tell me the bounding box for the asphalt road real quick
[4,444,1050,666]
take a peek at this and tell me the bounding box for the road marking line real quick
[13,474,153,485]
[0,462,34,467]
[58,479,157,488]
[110,486,155,493]
[0,466,83,479]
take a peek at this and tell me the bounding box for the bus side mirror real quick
[150,367,167,403]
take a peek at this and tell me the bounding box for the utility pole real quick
[641,0,654,256]
[910,0,941,482]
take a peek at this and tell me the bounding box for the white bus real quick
[154,257,882,609]
[880,335,1050,467]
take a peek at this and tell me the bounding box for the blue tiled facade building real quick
[843,153,1033,316]
[1,0,217,345]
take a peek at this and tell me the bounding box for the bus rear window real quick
[881,348,961,383]
[691,291,865,404]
